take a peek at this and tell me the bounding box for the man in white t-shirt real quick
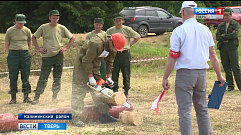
[162,1,226,135]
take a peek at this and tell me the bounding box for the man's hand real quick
[107,78,114,85]
[209,46,226,87]
[89,76,97,86]
[162,79,170,90]
[217,75,226,87]
[38,48,47,54]
[162,56,176,91]
[60,47,68,54]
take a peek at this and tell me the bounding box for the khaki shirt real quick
[85,30,105,42]
[34,23,73,57]
[4,25,32,50]
[225,23,230,34]
[106,25,140,50]
[78,32,116,76]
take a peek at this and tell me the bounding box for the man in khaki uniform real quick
[85,18,105,41]
[71,32,125,127]
[31,10,75,104]
[85,18,107,81]
[5,14,32,104]
[106,13,141,98]
[216,8,241,92]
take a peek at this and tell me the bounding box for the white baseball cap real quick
[179,1,197,13]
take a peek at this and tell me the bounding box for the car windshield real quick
[232,8,241,14]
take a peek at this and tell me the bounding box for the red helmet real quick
[111,33,126,52]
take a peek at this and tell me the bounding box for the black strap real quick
[97,33,108,51]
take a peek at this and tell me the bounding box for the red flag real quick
[151,90,165,115]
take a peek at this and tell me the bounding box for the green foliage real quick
[0,1,240,33]
[0,1,124,33]
[130,41,169,74]
[58,1,107,33]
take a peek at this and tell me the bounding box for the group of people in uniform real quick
[5,9,141,126]
[71,13,141,126]
[4,1,241,134]
[5,10,75,105]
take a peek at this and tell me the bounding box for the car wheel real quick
[138,25,148,38]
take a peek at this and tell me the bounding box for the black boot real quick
[113,88,118,92]
[9,94,16,104]
[31,93,40,105]
[112,82,119,92]
[124,90,129,100]
[23,93,32,103]
[52,93,58,103]
[100,113,119,123]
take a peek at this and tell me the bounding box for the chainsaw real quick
[87,78,131,108]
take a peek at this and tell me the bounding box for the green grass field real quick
[0,31,240,135]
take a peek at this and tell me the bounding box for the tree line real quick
[0,1,240,33]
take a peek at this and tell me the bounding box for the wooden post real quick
[119,111,143,126]
[105,92,126,106]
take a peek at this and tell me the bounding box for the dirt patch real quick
[138,33,166,44]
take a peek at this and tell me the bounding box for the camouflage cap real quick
[113,13,124,19]
[49,10,60,16]
[94,18,104,25]
[15,14,26,24]
[223,8,232,14]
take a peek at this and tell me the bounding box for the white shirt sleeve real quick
[207,29,215,47]
[170,28,181,52]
